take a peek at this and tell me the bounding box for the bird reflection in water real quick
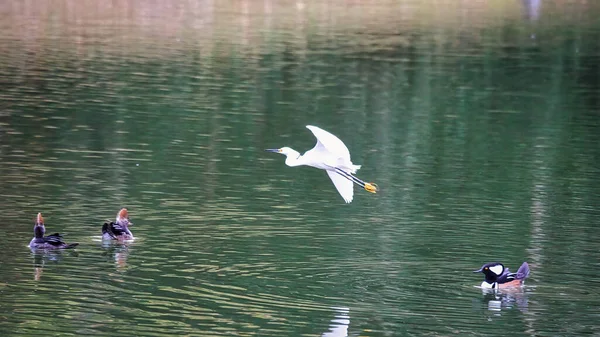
[521,0,541,39]
[322,307,350,337]
[30,249,78,281]
[480,287,530,315]
[521,0,541,22]
[101,240,132,271]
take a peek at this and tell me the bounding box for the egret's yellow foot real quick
[364,182,378,193]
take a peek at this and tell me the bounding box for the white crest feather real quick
[489,264,504,276]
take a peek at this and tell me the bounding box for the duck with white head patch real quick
[474,262,530,289]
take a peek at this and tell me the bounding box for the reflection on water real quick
[479,288,530,315]
[522,0,542,21]
[101,241,133,271]
[1,0,600,336]
[30,250,79,281]
[521,0,542,39]
[322,307,350,337]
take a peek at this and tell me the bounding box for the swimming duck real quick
[29,213,79,249]
[102,208,134,240]
[474,262,530,289]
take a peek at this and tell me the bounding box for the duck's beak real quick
[265,148,281,153]
[473,268,483,273]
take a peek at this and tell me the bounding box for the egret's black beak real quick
[265,149,281,153]
[473,268,483,273]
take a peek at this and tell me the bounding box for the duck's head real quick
[34,213,45,238]
[116,208,132,227]
[474,262,505,282]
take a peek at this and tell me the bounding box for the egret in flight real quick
[266,125,378,203]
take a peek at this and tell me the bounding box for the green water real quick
[1,1,599,336]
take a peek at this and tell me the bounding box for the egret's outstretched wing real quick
[326,170,353,203]
[306,125,351,161]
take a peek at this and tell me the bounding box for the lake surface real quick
[1,1,599,336]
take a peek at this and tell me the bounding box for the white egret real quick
[266,125,378,203]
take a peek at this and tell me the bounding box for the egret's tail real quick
[349,164,361,174]
[341,164,361,174]
[334,168,378,194]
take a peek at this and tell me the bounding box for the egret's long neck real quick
[284,149,304,167]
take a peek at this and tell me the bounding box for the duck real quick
[29,213,79,249]
[102,208,134,240]
[474,262,530,289]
